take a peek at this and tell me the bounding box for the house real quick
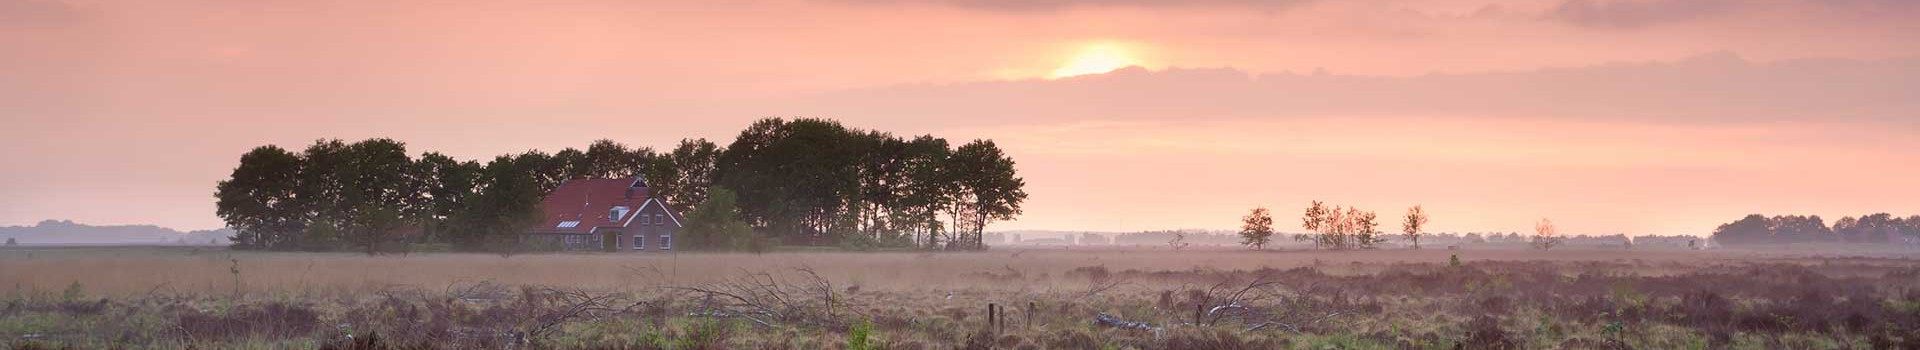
[523,176,682,252]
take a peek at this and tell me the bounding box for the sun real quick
[1048,43,1142,79]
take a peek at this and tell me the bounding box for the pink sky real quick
[3,0,1918,235]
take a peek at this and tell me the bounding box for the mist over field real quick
[5,0,1920,348]
[0,220,229,246]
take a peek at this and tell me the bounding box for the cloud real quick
[1546,0,1735,29]
[786,53,1920,130]
[1544,0,1920,29]
[0,0,93,28]
[835,0,1314,12]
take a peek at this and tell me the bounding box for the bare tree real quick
[1402,206,1429,249]
[1531,218,1562,250]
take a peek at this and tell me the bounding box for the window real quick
[610,206,630,221]
[556,221,580,228]
[656,213,666,225]
[661,234,672,250]
[633,235,646,250]
[565,234,585,248]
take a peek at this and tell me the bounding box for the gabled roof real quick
[528,177,681,234]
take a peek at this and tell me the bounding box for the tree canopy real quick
[1712,213,1918,245]
[213,118,1024,253]
[715,118,1024,250]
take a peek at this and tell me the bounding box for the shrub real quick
[847,319,874,350]
[1461,316,1517,350]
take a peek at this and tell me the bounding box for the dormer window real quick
[610,206,630,221]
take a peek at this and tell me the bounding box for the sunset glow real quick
[2,0,1918,236]
[1048,43,1143,78]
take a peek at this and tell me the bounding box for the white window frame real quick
[633,235,646,250]
[660,234,672,250]
[610,206,630,221]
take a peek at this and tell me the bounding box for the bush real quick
[1461,316,1517,350]
[683,187,758,251]
[846,319,874,350]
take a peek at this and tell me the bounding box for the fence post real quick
[987,303,998,334]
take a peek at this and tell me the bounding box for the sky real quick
[3,0,1918,235]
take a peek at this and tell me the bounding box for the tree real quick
[1297,201,1382,250]
[210,118,1015,253]
[1350,208,1385,249]
[1710,214,1771,245]
[410,153,481,243]
[1299,201,1329,249]
[1402,206,1429,249]
[663,138,723,214]
[716,118,865,239]
[1239,207,1276,250]
[682,187,758,250]
[338,139,416,255]
[1531,218,1561,250]
[293,139,353,250]
[709,118,1015,249]
[945,140,1027,250]
[450,152,550,256]
[898,136,954,249]
[1837,213,1900,243]
[581,139,645,179]
[215,145,307,250]
[1907,215,1920,242]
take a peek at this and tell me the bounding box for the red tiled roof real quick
[529,177,673,234]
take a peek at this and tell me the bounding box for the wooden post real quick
[1027,301,1035,329]
[987,303,997,334]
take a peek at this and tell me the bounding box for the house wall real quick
[526,233,602,251]
[627,202,679,251]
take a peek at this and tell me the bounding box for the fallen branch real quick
[1094,313,1160,331]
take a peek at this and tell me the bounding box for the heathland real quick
[2,245,1916,349]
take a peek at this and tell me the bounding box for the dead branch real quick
[1095,313,1160,331]
[660,266,850,328]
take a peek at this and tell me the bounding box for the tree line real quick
[1237,202,1429,250]
[714,118,1025,250]
[215,118,1025,253]
[214,137,724,253]
[1236,202,1570,250]
[1711,213,1920,245]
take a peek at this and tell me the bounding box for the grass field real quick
[2,245,1918,349]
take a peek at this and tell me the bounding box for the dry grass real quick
[1,245,1917,349]
[8,246,1909,297]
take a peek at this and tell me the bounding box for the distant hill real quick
[0,220,230,246]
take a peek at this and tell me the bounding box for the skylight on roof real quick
[557,221,581,228]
